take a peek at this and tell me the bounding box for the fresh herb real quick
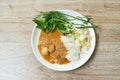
[33,11,97,34]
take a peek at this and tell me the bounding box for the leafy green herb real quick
[33,11,97,34]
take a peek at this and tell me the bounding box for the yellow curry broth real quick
[38,30,70,64]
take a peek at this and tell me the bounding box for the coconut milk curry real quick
[38,30,70,64]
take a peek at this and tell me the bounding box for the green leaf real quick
[33,16,45,29]
[57,24,69,34]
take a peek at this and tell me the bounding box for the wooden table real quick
[0,0,120,80]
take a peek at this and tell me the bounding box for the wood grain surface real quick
[0,0,120,80]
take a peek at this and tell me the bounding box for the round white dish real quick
[31,9,96,71]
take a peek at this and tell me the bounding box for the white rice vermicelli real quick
[60,36,81,62]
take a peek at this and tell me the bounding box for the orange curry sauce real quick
[38,30,70,64]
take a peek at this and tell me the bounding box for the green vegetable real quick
[33,11,97,34]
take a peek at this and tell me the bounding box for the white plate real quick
[31,9,96,71]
